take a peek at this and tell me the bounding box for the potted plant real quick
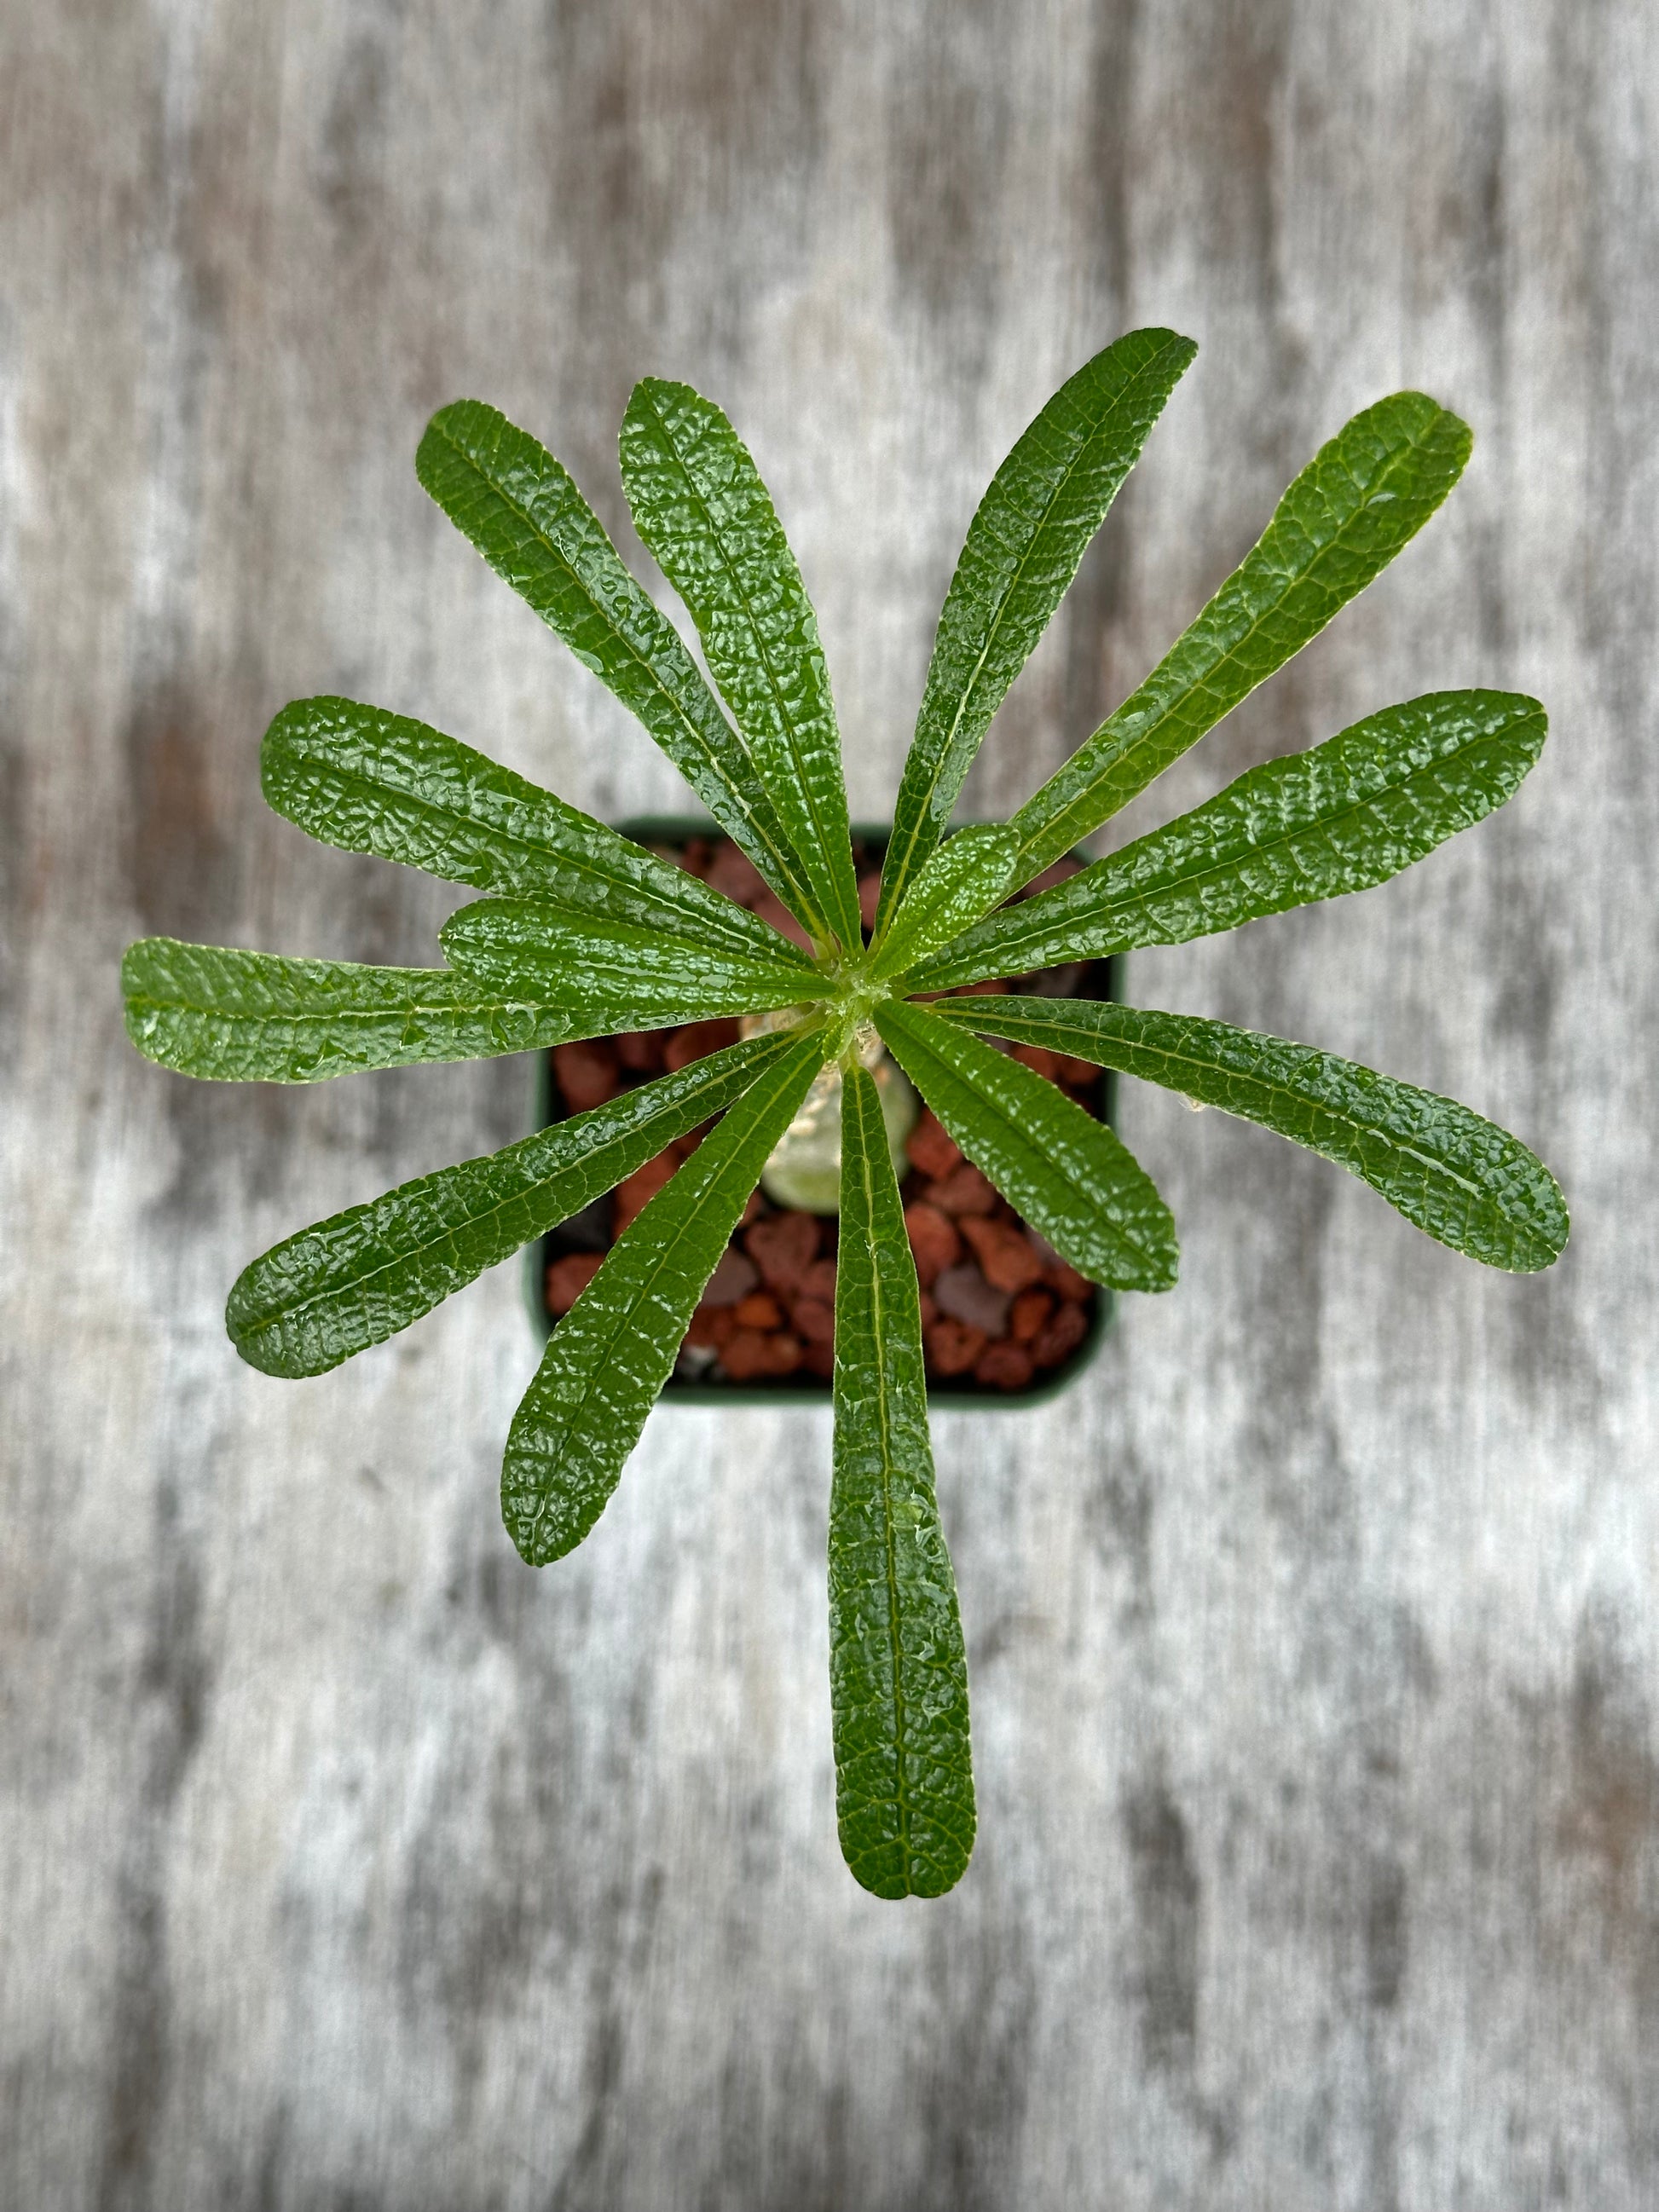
[122,330,1567,1899]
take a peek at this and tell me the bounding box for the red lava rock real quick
[904,1201,961,1290]
[801,1337,836,1379]
[926,1162,999,1217]
[552,1039,620,1111]
[1055,1054,1101,1088]
[721,1328,804,1381]
[799,1257,838,1303]
[699,1248,760,1307]
[974,1341,1035,1391]
[1045,1259,1093,1302]
[1011,1042,1060,1083]
[907,1110,962,1180]
[546,1251,605,1314]
[613,1149,678,1233]
[1009,1288,1054,1343]
[751,891,815,955]
[791,1296,835,1344]
[734,1291,783,1330]
[934,1262,1011,1339]
[615,1030,666,1074]
[1032,1298,1089,1368]
[858,872,882,928]
[665,1018,741,1071]
[926,1317,987,1376]
[953,977,1009,995]
[746,1210,819,1293]
[704,846,767,904]
[684,1306,736,1351]
[960,1216,1047,1295]
[918,1291,939,1329]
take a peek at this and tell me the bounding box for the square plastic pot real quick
[525,820,1122,1410]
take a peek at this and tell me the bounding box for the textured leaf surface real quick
[620,378,861,951]
[875,998,1177,1291]
[227,1032,797,1377]
[910,691,1546,989]
[870,825,1015,983]
[936,996,1568,1272]
[502,1027,828,1564]
[878,328,1196,927]
[262,695,813,969]
[416,400,824,935]
[122,939,577,1083]
[830,1062,974,1899]
[1009,393,1473,884]
[439,897,824,1026]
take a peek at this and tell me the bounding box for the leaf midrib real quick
[889,337,1191,910]
[927,719,1523,976]
[1020,420,1441,856]
[429,413,823,934]
[951,1008,1530,1218]
[634,385,847,948]
[276,751,814,967]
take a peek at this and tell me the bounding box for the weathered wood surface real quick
[3,3,1656,2205]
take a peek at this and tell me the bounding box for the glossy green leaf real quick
[830,1061,974,1899]
[439,897,824,1025]
[227,1031,799,1377]
[122,939,578,1083]
[262,695,814,970]
[934,996,1569,1273]
[875,998,1177,1291]
[620,378,862,952]
[908,691,1546,990]
[877,328,1197,928]
[869,826,1016,983]
[502,1026,829,1564]
[1009,392,1473,885]
[416,400,824,938]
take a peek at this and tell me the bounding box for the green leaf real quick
[227,1030,800,1377]
[869,825,1016,983]
[877,328,1197,928]
[620,378,862,952]
[122,938,580,1083]
[934,996,1569,1273]
[501,1025,829,1565]
[875,998,1177,1291]
[830,1061,974,1899]
[415,400,825,938]
[1009,392,1474,885]
[262,696,815,971]
[439,897,824,1025]
[908,691,1546,990]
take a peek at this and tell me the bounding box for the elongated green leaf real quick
[830,1061,975,1899]
[416,400,824,938]
[907,691,1546,990]
[502,1026,829,1564]
[875,998,1176,1291]
[870,825,1015,983]
[878,328,1197,928]
[122,939,579,1083]
[227,1031,799,1377]
[620,379,862,952]
[934,996,1569,1273]
[440,897,824,1025]
[262,695,814,970]
[1009,393,1473,886]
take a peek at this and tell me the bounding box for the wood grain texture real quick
[3,3,1656,2205]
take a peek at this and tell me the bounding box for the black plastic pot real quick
[525,821,1121,1409]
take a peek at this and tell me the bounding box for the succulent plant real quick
[122,330,1567,1897]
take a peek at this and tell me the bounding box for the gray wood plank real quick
[2,2,1655,2205]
